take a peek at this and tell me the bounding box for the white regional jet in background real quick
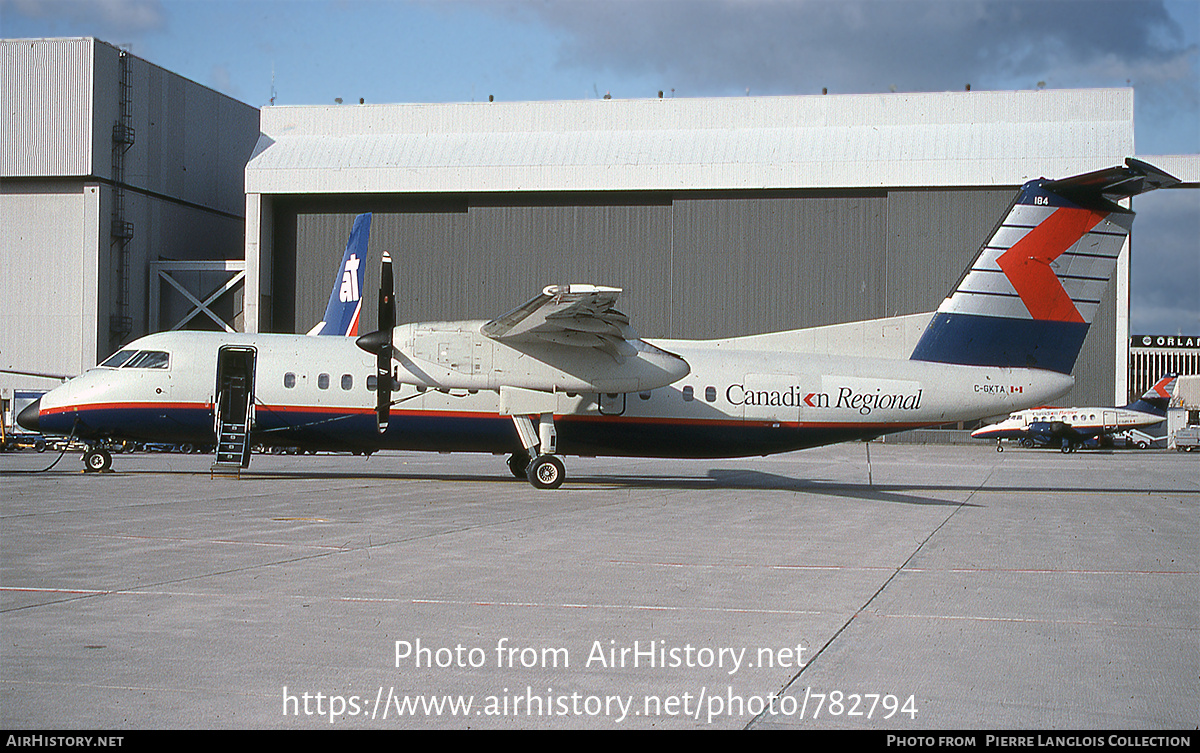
[971,375,1176,452]
[17,159,1179,488]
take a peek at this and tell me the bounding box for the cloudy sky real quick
[4,0,1197,334]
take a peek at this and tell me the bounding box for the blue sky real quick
[3,0,1197,334]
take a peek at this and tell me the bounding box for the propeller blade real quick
[355,252,395,433]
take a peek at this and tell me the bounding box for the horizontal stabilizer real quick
[1041,158,1181,210]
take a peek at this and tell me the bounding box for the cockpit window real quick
[101,350,137,368]
[125,351,170,369]
[101,350,169,369]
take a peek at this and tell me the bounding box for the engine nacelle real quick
[390,321,689,393]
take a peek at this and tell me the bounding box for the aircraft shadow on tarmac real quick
[55,464,973,507]
[25,463,1196,505]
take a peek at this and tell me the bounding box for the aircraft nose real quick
[16,398,41,432]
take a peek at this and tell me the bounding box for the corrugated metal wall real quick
[2,36,260,398]
[1,38,95,176]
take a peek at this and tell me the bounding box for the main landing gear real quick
[507,451,530,479]
[526,455,565,490]
[508,413,565,489]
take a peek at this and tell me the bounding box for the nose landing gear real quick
[83,446,113,472]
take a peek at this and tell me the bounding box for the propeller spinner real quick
[355,251,395,433]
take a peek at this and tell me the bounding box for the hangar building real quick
[246,89,1151,408]
[0,38,259,405]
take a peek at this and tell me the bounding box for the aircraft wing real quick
[482,285,641,360]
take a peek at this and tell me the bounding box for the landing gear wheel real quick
[508,452,531,479]
[526,455,565,490]
[995,440,1003,453]
[83,448,112,473]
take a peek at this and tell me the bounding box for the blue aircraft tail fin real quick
[308,213,370,336]
[909,159,1178,373]
[1126,374,1176,416]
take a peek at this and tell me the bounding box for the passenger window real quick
[367,375,377,391]
[284,373,296,389]
[682,386,694,402]
[705,386,717,403]
[318,373,330,390]
[341,374,353,390]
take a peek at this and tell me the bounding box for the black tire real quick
[526,455,565,490]
[84,448,112,472]
[507,452,531,479]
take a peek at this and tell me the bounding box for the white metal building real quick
[245,88,1178,408]
[1,38,260,412]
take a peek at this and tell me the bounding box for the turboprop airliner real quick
[18,159,1179,488]
[971,374,1176,452]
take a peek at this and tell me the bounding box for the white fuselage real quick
[34,327,1073,459]
[971,405,1165,442]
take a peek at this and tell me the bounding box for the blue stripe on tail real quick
[910,313,1089,374]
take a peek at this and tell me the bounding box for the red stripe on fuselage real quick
[49,401,929,432]
[43,401,212,416]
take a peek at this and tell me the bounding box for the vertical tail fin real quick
[1126,374,1177,415]
[910,159,1178,373]
[308,213,371,336]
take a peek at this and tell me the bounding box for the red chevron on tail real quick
[996,207,1108,323]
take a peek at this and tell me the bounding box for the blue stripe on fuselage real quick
[40,403,918,459]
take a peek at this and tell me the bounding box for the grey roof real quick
[247,89,1136,194]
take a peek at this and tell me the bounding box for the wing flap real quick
[483,285,634,347]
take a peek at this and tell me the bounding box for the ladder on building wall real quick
[109,47,136,345]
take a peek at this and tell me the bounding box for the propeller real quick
[355,251,395,433]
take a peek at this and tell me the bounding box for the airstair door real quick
[213,346,256,469]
